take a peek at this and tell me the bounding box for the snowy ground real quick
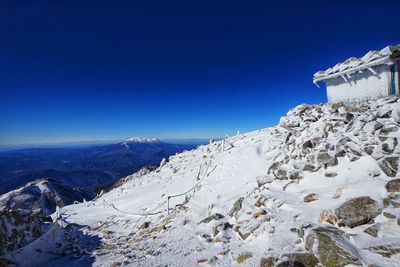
[3,97,400,266]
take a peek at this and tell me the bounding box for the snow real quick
[313,44,400,83]
[3,97,400,266]
[123,137,161,143]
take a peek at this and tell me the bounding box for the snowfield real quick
[3,96,400,267]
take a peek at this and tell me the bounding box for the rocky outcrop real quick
[0,209,45,255]
[334,196,382,228]
[305,226,361,267]
[266,96,400,182]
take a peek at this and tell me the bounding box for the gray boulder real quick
[386,179,400,193]
[335,196,382,228]
[378,157,399,177]
[305,226,361,267]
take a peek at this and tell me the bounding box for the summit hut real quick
[313,44,400,104]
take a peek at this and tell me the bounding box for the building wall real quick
[325,64,391,104]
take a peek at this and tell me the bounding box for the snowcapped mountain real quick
[0,139,196,196]
[123,137,161,144]
[2,97,400,266]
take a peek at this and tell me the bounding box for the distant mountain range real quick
[0,138,196,195]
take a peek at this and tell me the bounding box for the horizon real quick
[1,0,399,145]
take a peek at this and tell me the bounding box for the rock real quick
[325,172,337,178]
[228,197,244,217]
[380,127,398,135]
[318,210,339,225]
[234,252,253,263]
[138,221,150,229]
[257,176,274,187]
[364,225,378,237]
[277,253,319,267]
[234,226,251,240]
[383,212,396,219]
[259,257,276,267]
[364,146,374,155]
[379,157,399,177]
[197,258,208,264]
[366,244,400,258]
[335,196,382,228]
[303,193,318,203]
[383,198,391,208]
[333,187,343,199]
[317,152,337,167]
[302,140,313,149]
[199,213,224,224]
[252,210,267,218]
[386,179,400,192]
[274,168,288,180]
[305,226,361,267]
[0,209,44,255]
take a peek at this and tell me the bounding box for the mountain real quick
[0,138,196,195]
[2,97,400,266]
[0,178,90,255]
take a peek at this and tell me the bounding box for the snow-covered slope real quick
[3,97,400,266]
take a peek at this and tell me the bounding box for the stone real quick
[228,197,244,217]
[252,210,267,218]
[259,257,276,267]
[364,225,378,237]
[234,226,251,240]
[318,210,339,225]
[364,146,374,155]
[366,245,400,258]
[317,152,337,167]
[380,127,398,135]
[277,253,319,267]
[383,212,396,219]
[325,172,337,178]
[138,221,150,229]
[305,226,361,267]
[303,193,318,203]
[302,140,313,149]
[199,213,224,224]
[234,252,253,263]
[379,157,399,177]
[335,196,382,228]
[386,179,400,192]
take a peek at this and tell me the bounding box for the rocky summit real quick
[2,96,400,266]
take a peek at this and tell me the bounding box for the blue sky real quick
[0,0,399,145]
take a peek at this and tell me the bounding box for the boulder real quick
[378,157,399,177]
[386,179,400,192]
[276,253,319,267]
[335,196,382,228]
[305,226,361,267]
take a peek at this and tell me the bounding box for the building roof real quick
[313,44,400,84]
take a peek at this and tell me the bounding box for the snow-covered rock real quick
[3,96,400,266]
[0,178,90,256]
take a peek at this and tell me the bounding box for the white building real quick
[313,44,400,104]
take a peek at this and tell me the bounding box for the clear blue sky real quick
[0,0,399,145]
